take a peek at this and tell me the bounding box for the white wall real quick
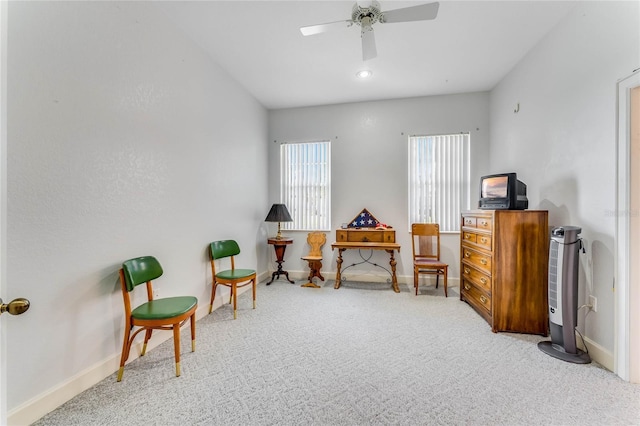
[268,93,490,284]
[6,1,268,420]
[490,1,640,365]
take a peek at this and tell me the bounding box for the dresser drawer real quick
[476,216,492,231]
[462,231,492,251]
[475,233,492,250]
[461,231,477,244]
[461,263,492,293]
[336,229,395,243]
[462,216,477,228]
[461,246,492,274]
[461,279,492,313]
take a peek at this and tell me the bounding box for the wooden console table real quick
[330,241,401,293]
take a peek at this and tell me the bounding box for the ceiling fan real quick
[300,1,440,61]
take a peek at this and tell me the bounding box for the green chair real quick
[209,240,257,318]
[117,256,197,382]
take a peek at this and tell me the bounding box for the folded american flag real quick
[348,208,379,228]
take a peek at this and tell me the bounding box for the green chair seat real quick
[216,269,256,281]
[132,296,198,320]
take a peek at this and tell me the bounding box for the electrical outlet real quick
[589,295,597,312]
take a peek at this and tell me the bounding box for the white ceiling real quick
[157,1,577,110]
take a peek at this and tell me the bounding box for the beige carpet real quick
[33,279,640,425]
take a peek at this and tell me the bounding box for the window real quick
[280,141,331,231]
[408,133,470,232]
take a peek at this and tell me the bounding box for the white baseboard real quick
[577,332,614,371]
[8,351,120,426]
[7,272,269,426]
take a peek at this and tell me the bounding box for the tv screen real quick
[482,176,508,198]
[478,172,528,210]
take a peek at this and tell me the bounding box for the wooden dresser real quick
[460,210,549,335]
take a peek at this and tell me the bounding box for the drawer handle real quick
[481,221,488,227]
[480,258,487,265]
[464,284,471,291]
[464,268,470,275]
[465,252,470,258]
[480,277,487,284]
[481,237,487,243]
[465,234,471,239]
[480,295,487,304]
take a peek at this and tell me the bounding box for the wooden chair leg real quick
[209,282,218,314]
[173,324,181,377]
[141,329,152,356]
[232,284,237,320]
[190,314,196,352]
[117,326,132,382]
[302,260,322,288]
[252,278,256,309]
[414,268,419,296]
[308,260,324,281]
[307,265,314,283]
[443,268,448,298]
[436,274,439,289]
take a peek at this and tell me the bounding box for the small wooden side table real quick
[266,237,295,285]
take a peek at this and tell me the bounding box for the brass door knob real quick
[0,298,30,316]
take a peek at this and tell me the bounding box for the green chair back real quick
[122,256,163,292]
[210,240,241,260]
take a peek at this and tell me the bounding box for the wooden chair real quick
[117,256,197,382]
[412,223,448,297]
[301,231,327,288]
[209,240,256,318]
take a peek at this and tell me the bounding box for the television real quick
[479,172,528,210]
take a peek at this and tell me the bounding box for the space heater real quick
[537,226,591,364]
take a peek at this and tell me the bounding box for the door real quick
[1,5,35,422]
[616,69,640,383]
[1,1,8,421]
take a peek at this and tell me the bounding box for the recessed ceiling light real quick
[356,69,373,79]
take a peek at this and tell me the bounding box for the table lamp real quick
[265,204,292,239]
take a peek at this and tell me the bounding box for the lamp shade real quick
[265,204,292,222]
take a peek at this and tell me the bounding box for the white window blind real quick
[408,133,470,232]
[280,141,331,231]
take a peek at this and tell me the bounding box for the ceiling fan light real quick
[356,69,373,79]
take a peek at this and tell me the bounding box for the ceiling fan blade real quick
[362,28,377,61]
[300,20,354,36]
[381,2,439,23]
